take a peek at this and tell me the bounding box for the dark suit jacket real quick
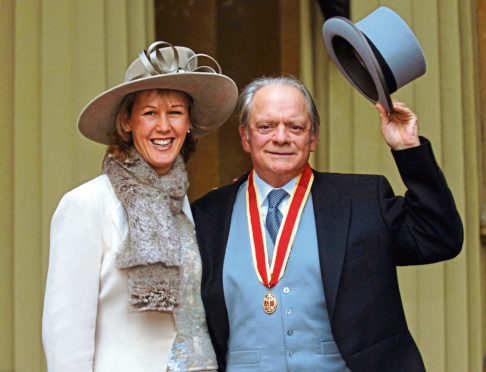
[191,139,463,371]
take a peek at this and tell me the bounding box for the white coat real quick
[42,174,194,372]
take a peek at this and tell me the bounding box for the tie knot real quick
[267,189,288,209]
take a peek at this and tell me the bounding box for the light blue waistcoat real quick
[223,181,351,371]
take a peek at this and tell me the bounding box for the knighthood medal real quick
[246,164,313,314]
[263,290,278,314]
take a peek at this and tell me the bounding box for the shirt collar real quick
[253,171,297,207]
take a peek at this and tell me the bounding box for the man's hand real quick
[376,100,420,151]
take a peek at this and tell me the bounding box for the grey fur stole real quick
[103,148,189,312]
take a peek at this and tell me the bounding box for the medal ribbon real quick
[246,163,314,288]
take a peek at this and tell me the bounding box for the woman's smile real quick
[150,137,175,148]
[126,90,191,176]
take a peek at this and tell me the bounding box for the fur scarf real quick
[103,148,189,312]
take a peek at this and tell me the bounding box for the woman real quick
[42,41,237,371]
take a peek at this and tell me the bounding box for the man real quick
[191,76,463,371]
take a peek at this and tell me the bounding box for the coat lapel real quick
[191,173,248,366]
[109,199,128,242]
[195,174,248,262]
[312,171,351,323]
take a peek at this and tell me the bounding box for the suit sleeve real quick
[378,137,463,265]
[42,189,103,372]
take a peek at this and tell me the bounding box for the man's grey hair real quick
[237,76,320,133]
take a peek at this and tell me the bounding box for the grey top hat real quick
[322,6,426,112]
[78,41,238,144]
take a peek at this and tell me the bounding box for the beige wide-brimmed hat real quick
[78,41,238,144]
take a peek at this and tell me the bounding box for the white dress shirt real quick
[253,171,297,221]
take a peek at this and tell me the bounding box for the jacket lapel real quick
[109,200,128,242]
[312,171,351,323]
[191,173,249,366]
[196,173,249,261]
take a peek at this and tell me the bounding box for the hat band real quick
[363,35,397,94]
[129,43,223,82]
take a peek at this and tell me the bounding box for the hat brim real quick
[323,16,393,112]
[78,72,238,144]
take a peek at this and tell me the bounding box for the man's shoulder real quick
[312,169,383,185]
[192,172,249,211]
[311,169,388,199]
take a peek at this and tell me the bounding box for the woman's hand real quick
[376,100,420,150]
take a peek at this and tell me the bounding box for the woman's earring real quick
[187,129,191,134]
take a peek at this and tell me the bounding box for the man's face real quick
[239,84,318,187]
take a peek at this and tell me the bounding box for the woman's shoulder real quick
[56,175,120,214]
[50,175,127,251]
[63,174,115,200]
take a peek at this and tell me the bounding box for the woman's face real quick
[125,90,191,176]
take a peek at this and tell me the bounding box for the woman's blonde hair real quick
[107,89,196,162]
